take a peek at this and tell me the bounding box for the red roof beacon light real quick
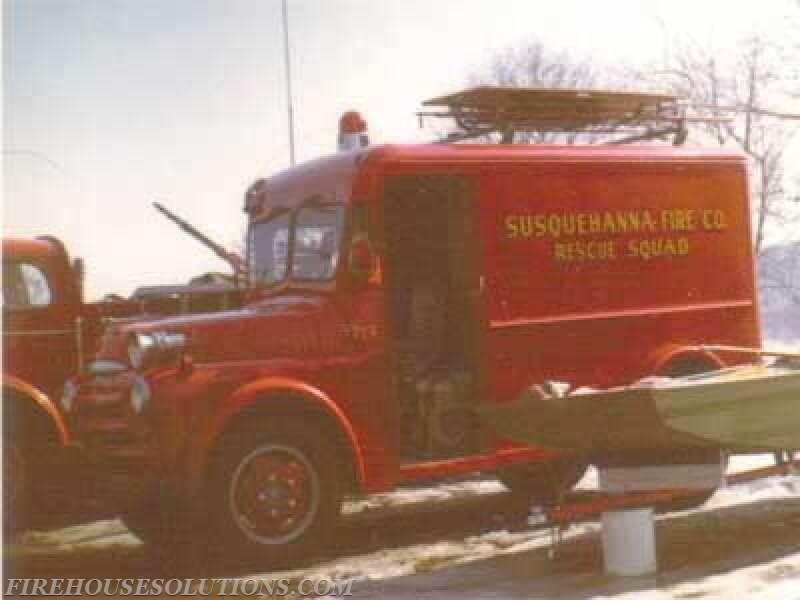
[338,110,369,152]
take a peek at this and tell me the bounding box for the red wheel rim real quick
[229,444,320,545]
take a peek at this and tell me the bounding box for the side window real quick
[22,264,53,305]
[2,263,53,308]
[292,205,344,280]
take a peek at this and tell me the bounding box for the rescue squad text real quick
[504,208,728,263]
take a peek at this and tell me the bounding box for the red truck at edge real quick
[2,233,242,532]
[67,143,760,563]
[1,237,140,529]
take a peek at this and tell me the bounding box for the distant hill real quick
[759,241,800,342]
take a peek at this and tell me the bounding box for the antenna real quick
[282,0,296,166]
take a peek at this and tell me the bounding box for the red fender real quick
[2,374,70,445]
[650,344,726,376]
[197,376,365,487]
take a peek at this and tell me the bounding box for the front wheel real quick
[209,418,343,566]
[3,443,31,534]
[121,489,192,550]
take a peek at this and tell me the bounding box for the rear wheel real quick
[500,458,588,507]
[209,418,343,566]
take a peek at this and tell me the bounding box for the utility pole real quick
[282,0,296,166]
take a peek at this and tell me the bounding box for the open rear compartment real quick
[382,174,487,463]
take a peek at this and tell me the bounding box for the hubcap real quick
[229,444,320,545]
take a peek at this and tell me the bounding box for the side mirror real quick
[348,236,376,284]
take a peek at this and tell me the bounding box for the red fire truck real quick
[66,89,760,563]
[1,236,138,530]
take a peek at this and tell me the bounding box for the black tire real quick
[3,402,49,536]
[500,458,588,507]
[121,490,193,550]
[3,441,31,535]
[208,418,343,566]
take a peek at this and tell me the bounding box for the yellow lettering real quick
[547,215,561,238]
[603,212,617,234]
[534,215,547,237]
[505,216,519,239]
[703,209,727,231]
[627,237,690,260]
[506,208,721,251]
[641,210,656,232]
[661,209,697,232]
[686,209,696,230]
[588,213,601,233]
[553,240,616,262]
[577,214,587,235]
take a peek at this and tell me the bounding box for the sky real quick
[3,0,799,299]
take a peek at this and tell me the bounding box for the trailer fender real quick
[651,345,726,377]
[2,375,70,445]
[199,377,365,489]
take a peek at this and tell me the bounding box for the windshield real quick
[249,204,345,285]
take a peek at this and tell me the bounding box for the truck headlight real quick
[130,376,151,414]
[61,379,79,414]
[128,331,186,370]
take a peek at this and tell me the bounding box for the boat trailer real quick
[482,348,800,575]
[536,455,799,575]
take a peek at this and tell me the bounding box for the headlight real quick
[127,331,186,370]
[61,379,79,414]
[130,376,151,414]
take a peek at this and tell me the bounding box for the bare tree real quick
[649,35,799,254]
[477,42,598,91]
[468,41,612,144]
[648,25,800,339]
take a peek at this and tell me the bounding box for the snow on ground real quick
[763,340,800,352]
[590,553,800,600]
[8,454,798,599]
[266,456,800,586]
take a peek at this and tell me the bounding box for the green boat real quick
[481,363,800,457]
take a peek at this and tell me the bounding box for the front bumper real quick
[68,370,160,480]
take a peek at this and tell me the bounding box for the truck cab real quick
[3,237,89,530]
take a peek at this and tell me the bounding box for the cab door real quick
[2,257,79,400]
[339,198,398,490]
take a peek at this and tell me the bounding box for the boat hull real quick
[480,365,800,460]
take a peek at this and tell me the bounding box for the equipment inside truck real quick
[383,175,484,461]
